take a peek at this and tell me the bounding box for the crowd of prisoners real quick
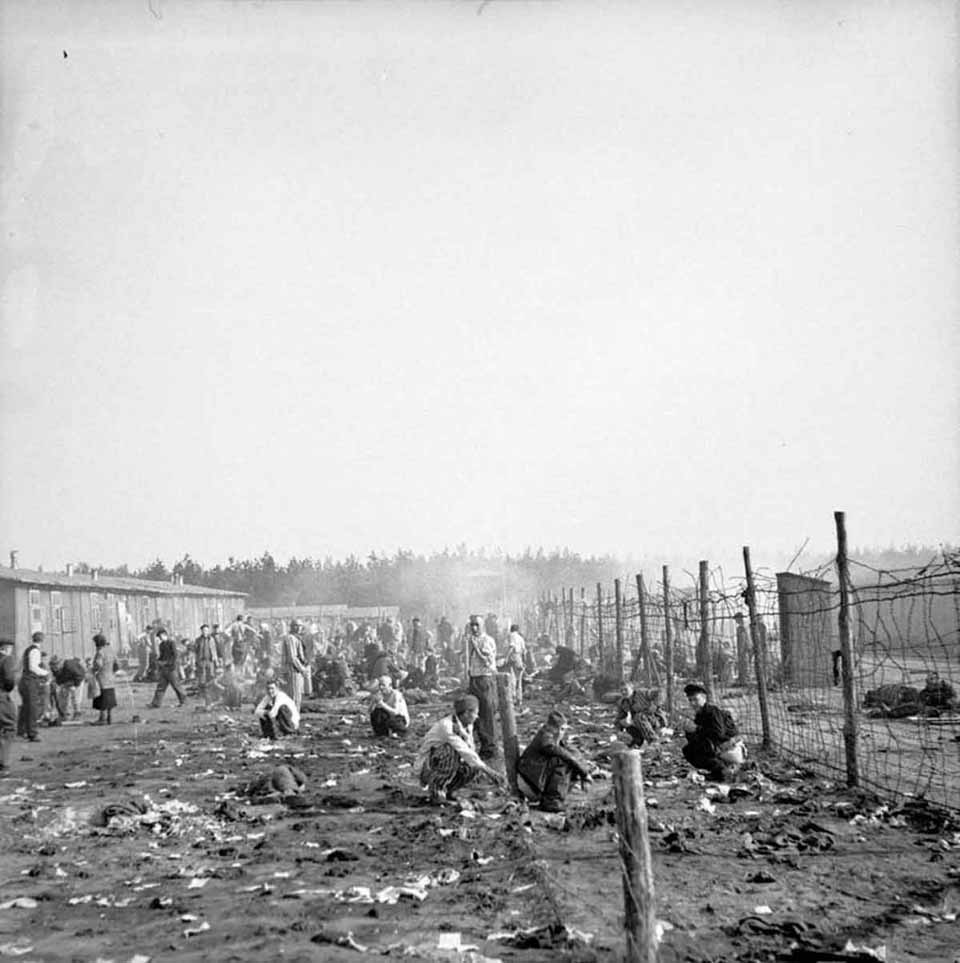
[1,611,750,807]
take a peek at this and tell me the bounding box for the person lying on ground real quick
[516,709,592,813]
[681,682,745,781]
[615,681,667,748]
[369,674,409,737]
[918,672,957,713]
[416,694,504,804]
[254,680,300,740]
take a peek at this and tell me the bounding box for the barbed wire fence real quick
[529,514,960,813]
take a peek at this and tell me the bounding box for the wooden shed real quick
[0,566,246,661]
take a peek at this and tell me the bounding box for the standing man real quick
[0,638,16,774]
[465,615,498,760]
[17,631,48,742]
[408,617,427,670]
[281,620,309,709]
[195,624,220,707]
[148,629,186,708]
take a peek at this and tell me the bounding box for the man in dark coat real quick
[17,631,48,742]
[0,638,16,773]
[148,629,186,708]
[516,710,591,812]
[681,682,743,780]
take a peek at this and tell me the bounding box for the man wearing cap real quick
[0,638,16,773]
[682,682,744,780]
[465,616,498,759]
[517,710,592,812]
[281,620,309,709]
[17,631,49,742]
[416,695,504,803]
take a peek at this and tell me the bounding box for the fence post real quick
[834,511,859,787]
[697,561,713,699]
[742,546,771,750]
[612,750,659,963]
[635,573,654,685]
[662,566,673,718]
[615,578,625,682]
[496,672,520,797]
[579,587,586,657]
[596,582,604,670]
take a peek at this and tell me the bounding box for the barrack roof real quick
[0,566,246,598]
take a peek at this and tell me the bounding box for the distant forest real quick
[71,543,956,617]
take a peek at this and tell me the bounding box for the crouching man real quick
[369,675,410,737]
[517,710,592,812]
[681,682,745,781]
[416,695,503,804]
[253,680,300,740]
[615,681,666,748]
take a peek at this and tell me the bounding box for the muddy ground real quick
[1,679,959,963]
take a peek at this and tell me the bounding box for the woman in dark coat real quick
[92,634,117,725]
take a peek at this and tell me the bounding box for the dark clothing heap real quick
[615,690,667,748]
[682,703,737,777]
[864,680,958,718]
[517,720,590,812]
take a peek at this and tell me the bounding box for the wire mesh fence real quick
[528,537,960,811]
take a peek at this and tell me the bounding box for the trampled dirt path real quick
[1,680,958,962]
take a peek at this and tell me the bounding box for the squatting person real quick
[516,710,592,812]
[254,680,300,740]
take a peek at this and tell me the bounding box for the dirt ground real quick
[1,678,959,963]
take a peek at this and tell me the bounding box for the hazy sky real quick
[1,0,957,574]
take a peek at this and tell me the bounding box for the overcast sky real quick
[1,0,957,574]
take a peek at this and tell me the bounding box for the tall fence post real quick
[697,561,713,699]
[496,672,520,797]
[579,587,586,657]
[743,546,771,750]
[612,750,659,963]
[596,582,604,670]
[834,511,859,787]
[662,566,673,718]
[568,586,575,646]
[635,573,654,685]
[615,578,625,682]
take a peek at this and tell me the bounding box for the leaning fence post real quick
[834,511,859,787]
[613,750,659,963]
[743,546,772,749]
[662,566,674,718]
[496,672,520,797]
[698,561,713,699]
[615,578,625,682]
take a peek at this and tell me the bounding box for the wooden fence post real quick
[742,546,771,749]
[496,672,520,796]
[615,578,625,682]
[612,751,659,963]
[596,582,604,670]
[579,587,586,657]
[834,511,859,787]
[698,561,713,699]
[662,566,673,717]
[635,573,654,685]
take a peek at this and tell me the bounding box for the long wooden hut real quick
[0,566,245,660]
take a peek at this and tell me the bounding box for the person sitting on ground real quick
[681,682,744,781]
[615,681,666,748]
[416,694,504,804]
[516,709,592,812]
[253,680,300,740]
[368,674,410,737]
